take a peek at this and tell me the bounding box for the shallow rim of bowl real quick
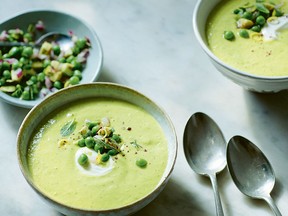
[0,9,103,109]
[192,0,288,81]
[17,82,178,215]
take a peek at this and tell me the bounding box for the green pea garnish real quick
[108,149,118,156]
[101,153,110,162]
[224,31,235,41]
[85,136,95,148]
[256,15,266,26]
[251,25,261,32]
[78,153,88,166]
[239,29,249,38]
[78,139,86,147]
[136,158,147,168]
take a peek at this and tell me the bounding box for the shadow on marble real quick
[243,89,288,206]
[134,177,214,216]
[97,66,118,83]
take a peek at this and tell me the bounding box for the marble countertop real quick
[1,0,287,215]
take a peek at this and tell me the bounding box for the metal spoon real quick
[0,32,73,51]
[183,112,226,216]
[227,135,282,216]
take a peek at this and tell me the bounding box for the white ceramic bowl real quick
[17,82,178,216]
[193,0,288,93]
[0,9,103,108]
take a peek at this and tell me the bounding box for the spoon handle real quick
[263,195,282,216]
[209,174,224,216]
[0,42,34,47]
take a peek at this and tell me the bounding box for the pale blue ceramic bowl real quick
[17,82,178,216]
[0,9,103,108]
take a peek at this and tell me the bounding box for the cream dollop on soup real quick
[27,98,168,210]
[206,0,288,76]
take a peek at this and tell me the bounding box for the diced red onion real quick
[45,77,52,89]
[35,20,45,31]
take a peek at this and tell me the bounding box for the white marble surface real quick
[0,0,288,215]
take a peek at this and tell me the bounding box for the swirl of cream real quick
[75,147,114,176]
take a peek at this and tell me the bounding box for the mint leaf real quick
[60,119,77,137]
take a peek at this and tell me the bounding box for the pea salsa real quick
[0,20,91,100]
[223,0,285,40]
[58,116,148,168]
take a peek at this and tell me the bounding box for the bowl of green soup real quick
[194,0,288,92]
[0,9,103,108]
[17,82,177,216]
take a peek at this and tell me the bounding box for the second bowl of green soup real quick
[17,82,177,216]
[194,0,288,92]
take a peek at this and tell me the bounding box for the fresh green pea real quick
[53,80,63,89]
[82,130,92,138]
[233,8,240,14]
[21,90,30,100]
[85,136,95,148]
[19,57,29,65]
[58,57,66,63]
[52,45,61,56]
[108,149,118,156]
[136,158,147,168]
[78,138,86,147]
[72,60,83,70]
[242,11,253,20]
[101,153,110,162]
[3,70,11,79]
[72,46,81,56]
[69,76,80,85]
[256,15,266,26]
[251,25,261,32]
[1,61,10,71]
[224,31,235,41]
[43,59,51,68]
[8,47,21,58]
[73,70,82,80]
[112,134,121,143]
[239,29,249,38]
[37,72,46,82]
[22,46,33,58]
[12,62,20,70]
[91,125,100,135]
[78,153,88,166]
[23,33,33,42]
[0,78,6,86]
[30,75,38,84]
[76,38,87,50]
[32,84,39,94]
[273,9,284,17]
[87,121,100,130]
[94,144,104,154]
[66,55,75,63]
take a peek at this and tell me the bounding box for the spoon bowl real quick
[183,112,226,216]
[0,32,74,51]
[227,136,282,216]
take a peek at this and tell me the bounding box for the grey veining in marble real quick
[0,0,287,215]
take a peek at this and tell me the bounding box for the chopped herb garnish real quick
[60,119,77,137]
[130,140,142,150]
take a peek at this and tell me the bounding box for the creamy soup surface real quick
[206,0,288,77]
[27,98,168,210]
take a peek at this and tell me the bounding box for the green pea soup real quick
[27,98,168,210]
[206,0,288,76]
